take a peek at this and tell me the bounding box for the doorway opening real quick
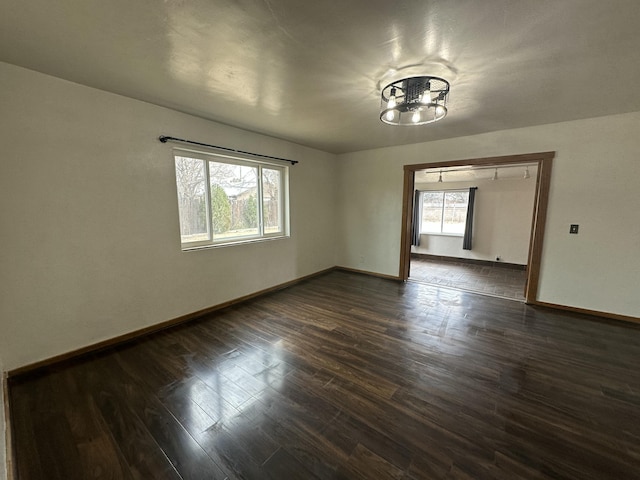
[399,152,554,304]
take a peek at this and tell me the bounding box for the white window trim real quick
[420,188,469,236]
[173,147,290,250]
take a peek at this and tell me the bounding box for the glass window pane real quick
[175,156,210,243]
[262,168,282,234]
[421,192,443,233]
[174,151,290,249]
[442,191,469,234]
[209,161,258,239]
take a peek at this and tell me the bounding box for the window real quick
[174,149,289,249]
[421,190,469,235]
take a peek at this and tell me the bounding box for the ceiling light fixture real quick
[438,170,443,182]
[380,76,450,126]
[524,166,531,179]
[492,168,498,181]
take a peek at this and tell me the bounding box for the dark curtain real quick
[462,187,477,250]
[411,190,423,246]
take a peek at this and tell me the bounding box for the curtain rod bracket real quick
[158,135,298,165]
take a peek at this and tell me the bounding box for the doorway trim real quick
[399,151,555,304]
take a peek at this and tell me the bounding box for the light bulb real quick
[421,81,431,104]
[384,87,397,122]
[387,87,397,109]
[412,111,421,123]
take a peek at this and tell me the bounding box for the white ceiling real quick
[1,1,639,154]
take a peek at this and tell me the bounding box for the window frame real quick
[419,189,469,236]
[173,147,290,250]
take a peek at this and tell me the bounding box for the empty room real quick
[1,1,640,479]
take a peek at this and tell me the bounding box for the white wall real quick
[413,174,537,265]
[337,112,640,318]
[0,62,338,371]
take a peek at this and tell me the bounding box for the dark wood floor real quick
[9,271,640,479]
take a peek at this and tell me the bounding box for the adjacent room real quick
[1,1,639,479]
[409,163,537,301]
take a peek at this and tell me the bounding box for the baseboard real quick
[8,267,337,379]
[411,253,526,270]
[335,266,403,281]
[530,300,640,326]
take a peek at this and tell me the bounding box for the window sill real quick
[420,233,464,238]
[181,234,290,251]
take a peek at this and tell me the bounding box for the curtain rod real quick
[158,135,298,165]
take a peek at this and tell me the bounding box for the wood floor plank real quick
[86,361,189,480]
[9,270,640,479]
[261,447,321,480]
[10,380,48,480]
[337,443,404,480]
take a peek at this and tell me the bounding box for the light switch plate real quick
[570,224,579,234]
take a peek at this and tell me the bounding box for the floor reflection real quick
[186,345,289,433]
